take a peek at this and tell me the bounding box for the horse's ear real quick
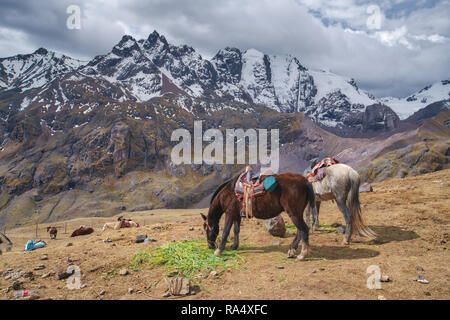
[200,213,207,221]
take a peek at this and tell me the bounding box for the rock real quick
[397,170,407,179]
[136,234,147,243]
[264,216,286,237]
[34,264,45,271]
[4,274,12,280]
[272,241,281,246]
[80,284,87,289]
[32,194,43,202]
[12,281,22,290]
[362,104,399,132]
[312,269,317,274]
[66,242,73,247]
[144,238,157,243]
[336,226,346,234]
[41,272,53,279]
[169,277,190,296]
[40,254,48,261]
[128,288,134,294]
[416,266,424,271]
[23,293,40,300]
[119,206,127,211]
[103,238,112,243]
[99,290,106,296]
[189,227,194,231]
[380,274,390,282]
[119,269,129,276]
[331,222,342,228]
[378,295,387,300]
[162,292,171,298]
[417,279,429,284]
[276,266,284,269]
[359,183,373,193]
[209,271,218,278]
[55,265,74,280]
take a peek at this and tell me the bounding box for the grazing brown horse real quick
[202,172,315,261]
[70,226,94,237]
[47,226,57,240]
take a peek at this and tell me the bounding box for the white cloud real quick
[0,0,448,98]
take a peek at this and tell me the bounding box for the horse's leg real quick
[214,211,234,256]
[335,198,353,245]
[230,216,241,250]
[287,214,309,260]
[287,214,301,258]
[305,205,311,229]
[296,216,310,260]
[312,201,321,231]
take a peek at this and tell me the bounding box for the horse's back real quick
[327,163,359,182]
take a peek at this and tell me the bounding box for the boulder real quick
[55,265,74,280]
[359,183,373,193]
[169,277,190,296]
[264,215,286,237]
[136,234,147,243]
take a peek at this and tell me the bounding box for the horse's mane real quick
[209,174,240,205]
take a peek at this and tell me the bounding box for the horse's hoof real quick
[287,249,296,258]
[342,240,350,245]
[297,250,309,261]
[214,249,222,256]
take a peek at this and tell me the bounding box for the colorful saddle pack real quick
[306,157,339,183]
[234,167,278,219]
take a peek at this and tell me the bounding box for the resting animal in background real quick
[47,226,57,239]
[101,218,139,233]
[70,226,94,237]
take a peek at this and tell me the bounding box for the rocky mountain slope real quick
[0,31,448,226]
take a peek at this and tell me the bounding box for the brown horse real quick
[201,172,315,261]
[70,226,94,237]
[47,226,57,239]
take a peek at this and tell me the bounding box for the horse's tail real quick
[306,181,315,211]
[348,170,376,239]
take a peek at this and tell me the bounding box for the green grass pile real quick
[129,240,243,276]
[286,223,337,231]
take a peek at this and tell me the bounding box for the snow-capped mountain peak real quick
[381,78,450,119]
[0,48,86,91]
[2,30,448,133]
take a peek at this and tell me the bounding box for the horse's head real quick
[200,213,218,249]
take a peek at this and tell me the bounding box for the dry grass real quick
[0,169,449,300]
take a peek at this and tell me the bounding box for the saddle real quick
[120,220,131,228]
[234,168,278,219]
[306,157,339,183]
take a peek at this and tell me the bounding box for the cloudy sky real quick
[0,0,449,97]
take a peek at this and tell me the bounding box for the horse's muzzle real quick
[208,241,217,249]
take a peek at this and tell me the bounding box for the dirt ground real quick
[0,169,449,300]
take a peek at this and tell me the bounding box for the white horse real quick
[101,220,139,233]
[306,163,376,245]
